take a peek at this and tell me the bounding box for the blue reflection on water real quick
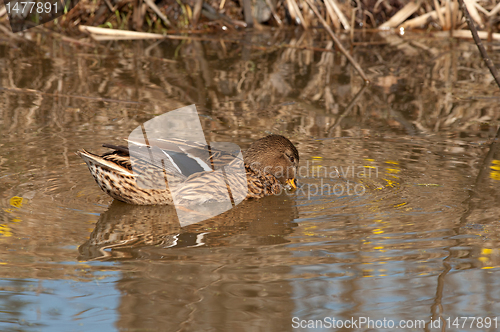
[0,268,120,332]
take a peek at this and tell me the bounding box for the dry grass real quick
[0,0,499,35]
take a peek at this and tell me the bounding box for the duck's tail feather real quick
[77,149,133,176]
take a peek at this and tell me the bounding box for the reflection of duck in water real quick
[78,195,299,261]
[77,135,299,205]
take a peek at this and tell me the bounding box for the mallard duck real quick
[77,135,299,205]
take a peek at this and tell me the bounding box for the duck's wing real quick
[126,138,242,179]
[100,144,177,178]
[77,143,188,182]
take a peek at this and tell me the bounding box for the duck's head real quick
[244,135,299,189]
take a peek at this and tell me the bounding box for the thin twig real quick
[104,0,117,12]
[201,3,247,27]
[34,26,98,47]
[458,125,500,226]
[192,0,203,24]
[303,0,370,83]
[79,25,165,40]
[488,2,500,17]
[463,0,482,27]
[458,0,500,89]
[327,84,368,136]
[433,0,445,28]
[264,0,282,25]
[432,30,500,41]
[287,0,308,28]
[324,0,351,30]
[379,0,422,29]
[241,0,254,27]
[144,0,172,27]
[0,23,27,41]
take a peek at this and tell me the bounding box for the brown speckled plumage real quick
[77,135,299,205]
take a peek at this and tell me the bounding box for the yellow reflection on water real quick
[0,224,12,237]
[491,160,500,180]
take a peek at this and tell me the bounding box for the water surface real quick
[1,30,500,331]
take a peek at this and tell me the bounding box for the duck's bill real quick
[286,178,297,190]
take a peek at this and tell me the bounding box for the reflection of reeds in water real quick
[1,32,498,140]
[0,32,498,209]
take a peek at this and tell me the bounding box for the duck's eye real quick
[288,155,295,163]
